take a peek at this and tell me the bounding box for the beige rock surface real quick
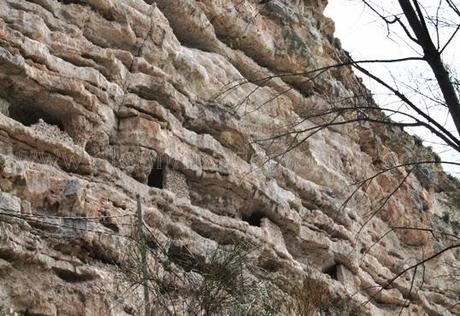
[0,0,459,315]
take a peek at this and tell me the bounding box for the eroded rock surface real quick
[0,0,459,315]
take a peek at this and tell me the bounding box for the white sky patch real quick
[324,0,460,176]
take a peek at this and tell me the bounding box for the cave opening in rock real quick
[242,211,265,227]
[9,103,65,130]
[323,263,338,280]
[147,166,164,188]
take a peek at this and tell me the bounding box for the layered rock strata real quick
[0,0,459,315]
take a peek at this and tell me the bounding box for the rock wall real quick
[0,0,459,315]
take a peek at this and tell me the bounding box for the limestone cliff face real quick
[0,0,459,315]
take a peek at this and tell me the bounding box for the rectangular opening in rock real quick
[9,103,65,131]
[147,167,164,188]
[323,263,339,280]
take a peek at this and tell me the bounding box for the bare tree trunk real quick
[136,194,151,316]
[398,0,460,135]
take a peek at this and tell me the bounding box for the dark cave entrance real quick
[242,211,266,227]
[323,263,338,280]
[9,103,65,131]
[147,166,164,189]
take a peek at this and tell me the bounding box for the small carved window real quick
[147,167,164,188]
